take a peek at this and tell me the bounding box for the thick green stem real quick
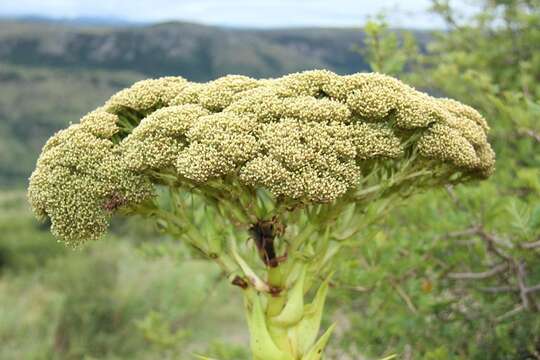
[267,266,287,317]
[155,187,341,359]
[236,231,338,360]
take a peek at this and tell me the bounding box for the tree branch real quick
[521,239,540,249]
[391,282,418,314]
[447,263,508,280]
[479,286,518,294]
[518,128,540,143]
[480,283,540,294]
[496,305,525,322]
[435,225,481,241]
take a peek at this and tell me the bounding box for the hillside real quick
[0,19,428,186]
[0,20,374,80]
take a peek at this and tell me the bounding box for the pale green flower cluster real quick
[28,70,495,245]
[28,118,153,245]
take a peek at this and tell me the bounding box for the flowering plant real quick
[29,70,494,359]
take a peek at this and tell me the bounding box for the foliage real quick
[0,194,247,359]
[353,16,419,77]
[335,2,540,359]
[0,192,64,272]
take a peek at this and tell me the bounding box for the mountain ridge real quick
[0,19,376,81]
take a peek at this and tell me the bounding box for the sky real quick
[0,0,449,29]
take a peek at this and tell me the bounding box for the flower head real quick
[28,70,495,244]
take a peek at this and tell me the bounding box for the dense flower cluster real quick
[28,70,495,244]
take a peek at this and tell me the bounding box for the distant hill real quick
[0,15,142,27]
[0,19,430,187]
[0,20,377,80]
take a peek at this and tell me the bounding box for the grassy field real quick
[0,191,251,359]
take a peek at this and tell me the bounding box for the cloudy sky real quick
[0,0,450,28]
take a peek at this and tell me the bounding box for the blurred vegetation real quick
[0,192,249,359]
[336,1,540,359]
[0,0,538,359]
